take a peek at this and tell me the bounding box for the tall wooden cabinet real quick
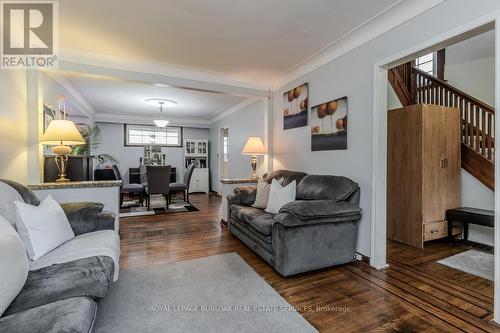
[387,104,461,248]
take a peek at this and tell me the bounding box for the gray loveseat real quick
[0,179,120,333]
[228,170,362,277]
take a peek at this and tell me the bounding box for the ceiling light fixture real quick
[145,98,177,128]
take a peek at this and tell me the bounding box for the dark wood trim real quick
[461,143,495,190]
[436,49,446,80]
[388,68,412,106]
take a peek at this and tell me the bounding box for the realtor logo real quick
[1,1,58,69]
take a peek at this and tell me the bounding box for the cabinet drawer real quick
[423,220,448,241]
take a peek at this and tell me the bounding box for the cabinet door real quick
[422,106,460,222]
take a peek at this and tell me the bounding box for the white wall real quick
[445,30,495,106]
[444,30,496,246]
[41,73,93,121]
[272,0,500,256]
[209,99,268,193]
[0,71,29,183]
[93,122,209,183]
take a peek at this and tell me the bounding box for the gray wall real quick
[93,122,209,184]
[272,0,500,256]
[209,99,268,193]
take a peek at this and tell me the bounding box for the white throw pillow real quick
[0,215,29,316]
[252,177,285,209]
[265,179,296,214]
[15,195,75,260]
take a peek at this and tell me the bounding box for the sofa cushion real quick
[280,200,362,220]
[5,256,114,316]
[266,170,307,186]
[0,181,24,227]
[265,179,296,214]
[0,216,29,317]
[0,179,40,206]
[296,175,359,201]
[15,196,75,260]
[233,186,257,206]
[29,230,121,281]
[252,180,271,209]
[0,297,97,333]
[230,204,275,236]
[59,202,104,235]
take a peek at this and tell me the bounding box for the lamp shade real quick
[242,137,267,155]
[40,120,85,145]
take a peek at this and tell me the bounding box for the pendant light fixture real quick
[145,98,177,128]
[154,101,169,127]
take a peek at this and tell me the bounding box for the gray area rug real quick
[94,253,317,333]
[437,250,494,281]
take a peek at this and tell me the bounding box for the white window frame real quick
[124,124,183,147]
[415,52,436,75]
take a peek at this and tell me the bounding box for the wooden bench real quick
[446,207,494,242]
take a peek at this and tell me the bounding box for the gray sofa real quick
[0,179,120,333]
[228,170,362,277]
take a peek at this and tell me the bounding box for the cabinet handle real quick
[440,158,448,168]
[430,229,439,234]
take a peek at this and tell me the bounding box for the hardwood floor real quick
[119,194,498,333]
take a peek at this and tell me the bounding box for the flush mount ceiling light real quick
[145,98,177,127]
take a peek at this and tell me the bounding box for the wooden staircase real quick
[389,62,495,190]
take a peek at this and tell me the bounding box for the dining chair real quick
[112,165,145,207]
[169,163,195,203]
[145,165,172,210]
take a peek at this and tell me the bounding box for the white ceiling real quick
[48,71,247,121]
[59,0,401,84]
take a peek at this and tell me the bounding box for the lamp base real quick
[56,176,70,183]
[250,155,257,179]
[52,147,71,183]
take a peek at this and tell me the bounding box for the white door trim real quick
[371,11,500,322]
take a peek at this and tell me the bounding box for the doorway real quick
[219,128,229,183]
[372,19,499,321]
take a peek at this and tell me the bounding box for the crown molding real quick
[59,47,271,93]
[272,0,446,89]
[209,97,263,124]
[94,112,210,128]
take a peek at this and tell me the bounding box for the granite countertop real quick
[220,178,259,184]
[28,180,122,190]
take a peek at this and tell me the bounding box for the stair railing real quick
[412,67,495,163]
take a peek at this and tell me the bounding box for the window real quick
[223,136,228,163]
[415,53,435,75]
[125,124,182,147]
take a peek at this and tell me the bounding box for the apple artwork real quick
[326,100,337,133]
[336,118,344,130]
[283,108,290,116]
[293,86,302,98]
[287,90,294,102]
[299,97,308,111]
[311,125,320,134]
[317,104,327,133]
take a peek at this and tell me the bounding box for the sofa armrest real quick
[275,200,362,227]
[60,202,116,235]
[227,186,257,207]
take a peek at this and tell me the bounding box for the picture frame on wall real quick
[311,96,348,151]
[283,83,308,130]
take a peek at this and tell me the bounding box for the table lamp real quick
[40,119,85,182]
[242,137,267,179]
